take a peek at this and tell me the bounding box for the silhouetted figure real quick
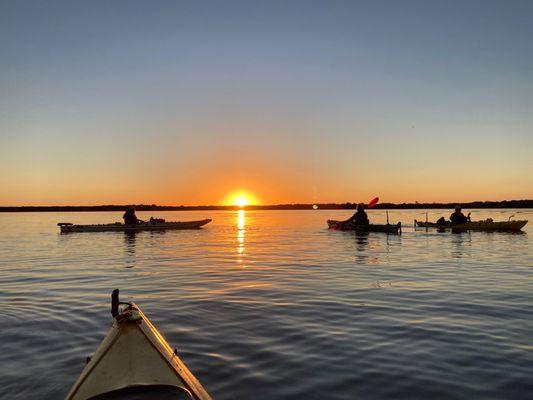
[436,216,450,225]
[123,207,142,225]
[450,205,469,224]
[346,203,370,225]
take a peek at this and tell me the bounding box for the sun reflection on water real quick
[237,209,245,264]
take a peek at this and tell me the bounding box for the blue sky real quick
[1,1,532,205]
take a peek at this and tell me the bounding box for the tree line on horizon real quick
[1,199,531,212]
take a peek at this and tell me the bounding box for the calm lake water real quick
[0,209,532,399]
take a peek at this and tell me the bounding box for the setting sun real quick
[225,191,257,208]
[235,196,248,208]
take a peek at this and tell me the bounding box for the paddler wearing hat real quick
[450,205,470,224]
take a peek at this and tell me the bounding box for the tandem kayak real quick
[58,219,212,233]
[415,219,527,232]
[66,290,212,400]
[327,220,401,234]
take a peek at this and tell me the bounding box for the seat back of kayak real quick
[88,384,193,399]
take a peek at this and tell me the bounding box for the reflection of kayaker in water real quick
[123,207,143,225]
[450,205,470,224]
[345,203,370,225]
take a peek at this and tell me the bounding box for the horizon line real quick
[1,199,532,212]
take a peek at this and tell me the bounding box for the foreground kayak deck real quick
[327,220,401,234]
[58,219,212,233]
[415,219,528,231]
[66,291,212,400]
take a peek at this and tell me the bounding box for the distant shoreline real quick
[1,200,531,212]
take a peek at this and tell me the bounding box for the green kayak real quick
[327,220,401,234]
[415,219,527,232]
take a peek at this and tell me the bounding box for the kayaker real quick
[123,207,143,225]
[450,205,469,224]
[346,203,370,225]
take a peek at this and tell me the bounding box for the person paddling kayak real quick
[123,207,143,225]
[450,205,470,224]
[345,203,370,225]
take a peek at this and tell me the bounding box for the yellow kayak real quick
[65,290,212,400]
[415,219,527,232]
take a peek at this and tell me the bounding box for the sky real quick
[1,0,532,206]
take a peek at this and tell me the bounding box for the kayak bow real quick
[65,290,212,400]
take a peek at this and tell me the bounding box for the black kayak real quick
[327,220,401,234]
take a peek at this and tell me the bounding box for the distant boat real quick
[58,219,212,233]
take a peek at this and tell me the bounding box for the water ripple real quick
[0,209,532,399]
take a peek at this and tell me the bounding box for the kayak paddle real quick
[367,197,379,209]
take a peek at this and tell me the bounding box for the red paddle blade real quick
[367,197,379,209]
